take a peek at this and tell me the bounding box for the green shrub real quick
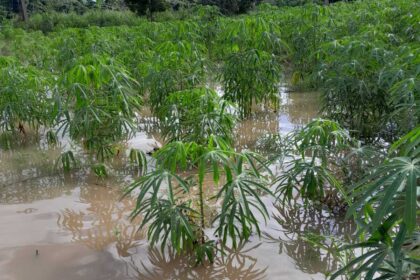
[21,10,141,33]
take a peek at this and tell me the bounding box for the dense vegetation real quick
[0,0,418,278]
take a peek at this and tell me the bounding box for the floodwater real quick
[0,89,355,280]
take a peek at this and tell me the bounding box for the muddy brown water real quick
[0,89,355,280]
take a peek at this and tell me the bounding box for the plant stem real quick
[198,181,205,244]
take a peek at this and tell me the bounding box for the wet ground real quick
[0,89,355,280]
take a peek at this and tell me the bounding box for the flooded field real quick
[0,89,355,280]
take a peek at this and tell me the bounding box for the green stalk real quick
[198,180,205,244]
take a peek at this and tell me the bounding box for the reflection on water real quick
[1,175,69,204]
[57,184,145,257]
[126,243,267,280]
[235,89,319,151]
[266,203,355,276]
[0,90,346,280]
[278,89,320,132]
[0,147,60,191]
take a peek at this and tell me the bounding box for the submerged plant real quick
[0,0,419,275]
[57,54,142,163]
[331,127,420,279]
[220,49,282,117]
[273,119,351,204]
[0,57,54,134]
[144,40,206,113]
[318,39,393,139]
[124,137,273,263]
[158,87,236,144]
[56,150,77,172]
[129,148,148,175]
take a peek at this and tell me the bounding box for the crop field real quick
[0,0,419,279]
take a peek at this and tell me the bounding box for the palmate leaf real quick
[331,225,419,280]
[274,158,342,202]
[0,59,53,132]
[159,89,236,145]
[55,150,77,172]
[140,198,198,255]
[193,100,236,145]
[207,134,234,151]
[213,169,272,249]
[129,148,148,175]
[123,166,202,258]
[193,240,216,264]
[273,119,351,204]
[124,168,190,211]
[59,54,142,159]
[348,157,420,233]
[240,150,273,178]
[153,141,198,172]
[330,242,387,280]
[367,214,399,246]
[92,163,108,178]
[295,118,351,160]
[390,126,420,157]
[145,40,206,113]
[124,134,274,262]
[273,165,300,203]
[220,48,282,117]
[197,146,233,186]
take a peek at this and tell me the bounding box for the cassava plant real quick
[331,126,420,279]
[220,49,282,117]
[0,57,54,136]
[124,136,273,264]
[143,40,207,113]
[273,119,351,205]
[158,87,236,144]
[56,54,142,164]
[317,38,393,140]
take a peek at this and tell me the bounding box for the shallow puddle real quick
[0,90,354,280]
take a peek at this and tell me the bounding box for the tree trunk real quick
[18,0,28,22]
[148,0,153,21]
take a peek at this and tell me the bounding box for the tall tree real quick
[18,0,27,21]
[124,0,167,20]
[201,0,255,14]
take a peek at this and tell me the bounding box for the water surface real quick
[0,89,354,280]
